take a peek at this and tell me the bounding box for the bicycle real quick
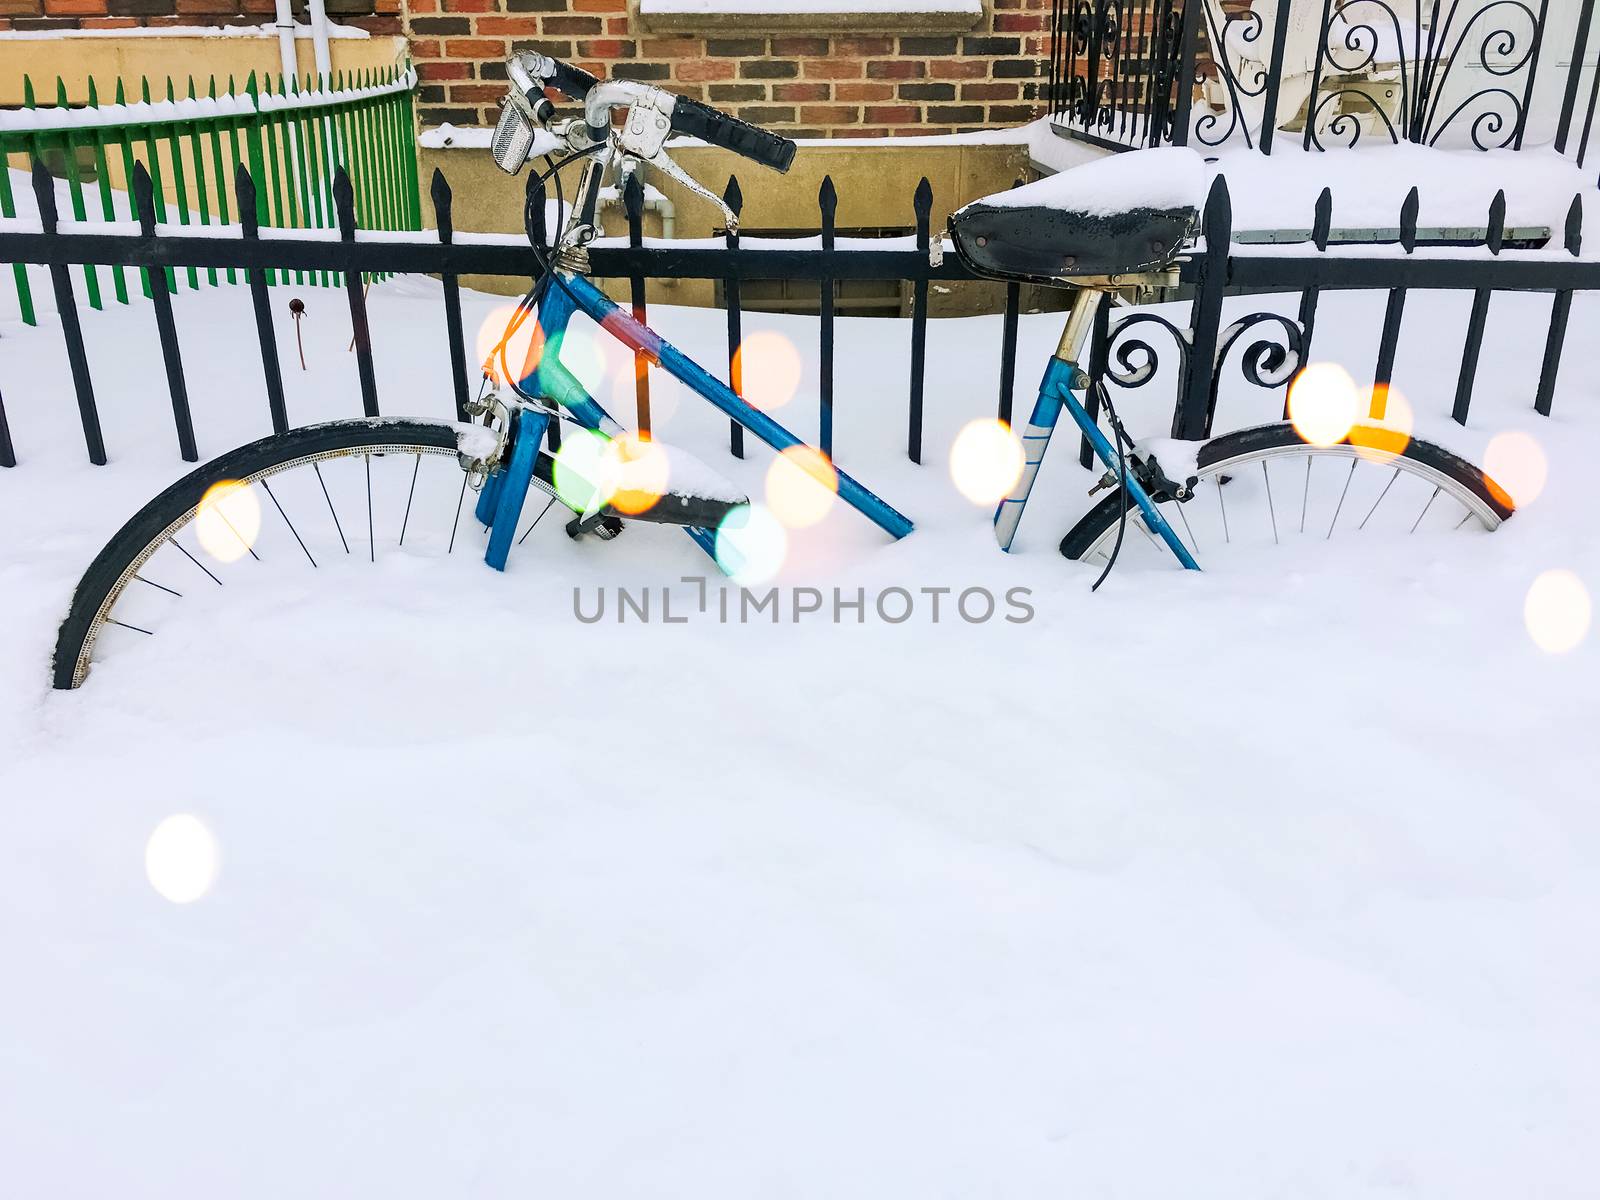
[50,56,1514,690]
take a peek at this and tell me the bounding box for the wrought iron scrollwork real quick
[1102,311,1193,390]
[1304,0,1544,150]
[1205,312,1305,435]
[1048,0,1190,148]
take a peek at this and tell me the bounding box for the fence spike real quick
[33,158,106,465]
[208,75,217,100]
[1399,187,1419,254]
[913,175,933,222]
[228,74,237,98]
[21,75,34,108]
[623,169,644,222]
[1487,190,1506,255]
[86,77,99,107]
[165,78,175,103]
[819,174,836,223]
[1565,193,1583,255]
[1312,187,1332,250]
[140,76,151,104]
[187,76,197,101]
[55,77,68,108]
[723,173,742,214]
[114,78,125,105]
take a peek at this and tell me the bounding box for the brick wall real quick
[411,1,1052,138]
[0,0,399,37]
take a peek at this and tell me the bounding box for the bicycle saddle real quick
[951,147,1206,285]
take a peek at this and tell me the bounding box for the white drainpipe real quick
[271,0,298,86]
[307,0,334,86]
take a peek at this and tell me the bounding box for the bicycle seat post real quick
[1054,286,1104,373]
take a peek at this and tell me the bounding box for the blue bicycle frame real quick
[993,290,1200,571]
[477,269,914,570]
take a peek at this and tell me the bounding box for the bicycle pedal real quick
[565,512,625,540]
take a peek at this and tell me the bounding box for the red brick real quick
[770,35,827,54]
[930,59,987,79]
[571,0,626,8]
[44,0,106,14]
[675,58,736,81]
[606,16,627,32]
[577,38,631,57]
[863,105,918,123]
[420,60,474,80]
[801,59,863,79]
[637,36,700,55]
[994,11,1048,31]
[834,82,893,101]
[987,103,1038,122]
[443,0,496,11]
[832,36,892,55]
[799,104,858,124]
[410,38,441,56]
[450,83,510,101]
[444,38,508,56]
[867,59,923,79]
[472,17,537,34]
[79,13,137,24]
[771,82,829,101]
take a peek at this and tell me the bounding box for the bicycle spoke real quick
[1262,460,1278,544]
[1326,459,1356,539]
[1454,510,1474,531]
[365,455,375,564]
[106,617,154,636]
[171,537,223,586]
[218,503,261,562]
[313,462,350,555]
[1175,499,1198,553]
[1300,455,1311,534]
[133,574,182,598]
[262,479,317,568]
[399,454,421,546]
[517,494,558,546]
[1410,485,1441,533]
[448,474,468,555]
[1217,478,1230,543]
[1358,467,1401,531]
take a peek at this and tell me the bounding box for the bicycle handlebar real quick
[497,52,795,174]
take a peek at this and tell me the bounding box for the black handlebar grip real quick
[669,97,797,173]
[545,59,600,101]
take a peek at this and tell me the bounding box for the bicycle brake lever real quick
[644,146,738,234]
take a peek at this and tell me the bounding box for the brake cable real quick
[1090,380,1131,593]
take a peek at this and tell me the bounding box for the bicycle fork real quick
[992,289,1200,571]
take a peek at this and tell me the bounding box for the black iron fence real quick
[1050,0,1600,166]
[0,158,1592,479]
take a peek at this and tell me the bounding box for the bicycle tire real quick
[1059,421,1515,564]
[52,418,558,691]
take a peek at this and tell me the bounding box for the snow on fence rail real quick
[0,66,420,327]
[0,159,1591,476]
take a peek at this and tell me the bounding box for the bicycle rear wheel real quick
[52,418,569,690]
[1059,421,1515,567]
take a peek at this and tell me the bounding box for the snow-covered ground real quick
[0,257,1596,1197]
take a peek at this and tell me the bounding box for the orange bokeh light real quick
[1484,430,1547,508]
[1288,362,1361,447]
[1349,384,1415,463]
[603,434,671,516]
[949,419,1024,505]
[765,445,839,528]
[732,330,803,411]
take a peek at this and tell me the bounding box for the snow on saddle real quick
[950,147,1207,285]
[596,436,749,529]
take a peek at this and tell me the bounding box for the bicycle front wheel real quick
[52,418,571,690]
[1059,421,1515,567]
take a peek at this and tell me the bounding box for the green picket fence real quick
[0,64,421,326]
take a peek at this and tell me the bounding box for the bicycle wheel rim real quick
[1060,421,1514,566]
[52,419,541,691]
